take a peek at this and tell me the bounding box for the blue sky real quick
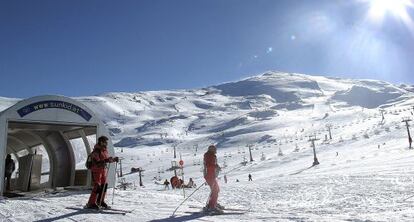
[1,0,413,98]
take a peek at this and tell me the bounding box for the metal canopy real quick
[0,95,115,195]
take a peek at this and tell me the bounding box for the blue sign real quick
[17,100,92,121]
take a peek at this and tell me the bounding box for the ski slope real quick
[1,71,414,221]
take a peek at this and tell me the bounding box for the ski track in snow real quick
[3,172,414,221]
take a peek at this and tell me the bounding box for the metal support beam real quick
[326,124,333,140]
[309,136,320,166]
[60,132,76,186]
[247,144,254,162]
[8,135,34,155]
[79,129,93,187]
[402,118,412,149]
[24,131,55,189]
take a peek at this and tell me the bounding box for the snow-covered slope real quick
[1,71,414,221]
[84,72,412,149]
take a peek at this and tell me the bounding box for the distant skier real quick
[4,154,15,191]
[248,174,252,181]
[163,179,170,190]
[182,178,195,188]
[86,136,119,209]
[170,176,179,189]
[186,178,196,188]
[204,145,223,214]
[224,175,228,184]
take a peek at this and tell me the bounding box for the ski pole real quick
[111,161,118,205]
[224,163,245,175]
[171,182,206,217]
[98,161,111,207]
[403,194,414,201]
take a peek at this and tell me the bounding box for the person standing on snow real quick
[248,174,253,181]
[4,154,15,191]
[204,145,223,213]
[86,136,119,209]
[186,178,196,188]
[163,179,170,190]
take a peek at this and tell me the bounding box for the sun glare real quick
[367,0,414,24]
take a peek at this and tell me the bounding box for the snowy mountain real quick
[2,71,414,221]
[77,71,412,149]
[2,71,408,150]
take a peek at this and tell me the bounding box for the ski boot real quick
[203,205,224,215]
[99,202,111,210]
[208,207,224,215]
[84,203,100,210]
[203,203,225,211]
[216,203,225,210]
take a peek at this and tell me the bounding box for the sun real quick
[367,0,414,24]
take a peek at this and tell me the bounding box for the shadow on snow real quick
[33,207,126,222]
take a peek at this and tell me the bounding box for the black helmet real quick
[98,136,109,143]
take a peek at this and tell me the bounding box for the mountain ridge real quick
[0,71,412,149]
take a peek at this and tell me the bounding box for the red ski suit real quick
[87,144,115,205]
[204,151,220,209]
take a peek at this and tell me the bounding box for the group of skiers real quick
[85,139,224,213]
[83,137,225,213]
[84,136,258,214]
[163,177,196,190]
[2,135,248,214]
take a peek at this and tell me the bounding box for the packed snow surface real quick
[1,71,414,221]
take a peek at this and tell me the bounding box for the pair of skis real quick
[183,205,248,216]
[401,194,414,202]
[92,207,133,215]
[68,206,133,216]
[188,205,247,212]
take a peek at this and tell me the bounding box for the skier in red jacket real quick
[203,145,223,214]
[86,136,118,209]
